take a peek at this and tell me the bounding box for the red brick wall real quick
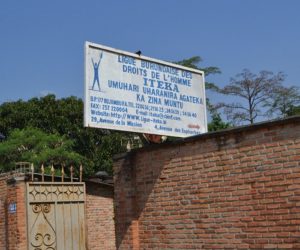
[0,174,9,249]
[6,176,27,250]
[114,116,300,249]
[0,173,28,250]
[86,181,116,250]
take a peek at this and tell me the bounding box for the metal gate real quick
[26,182,86,250]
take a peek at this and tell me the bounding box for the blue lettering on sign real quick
[118,55,136,65]
[169,76,191,87]
[8,203,16,213]
[181,71,193,79]
[180,94,203,104]
[140,60,179,76]
[143,78,179,92]
[122,65,147,76]
[87,51,204,137]
[127,121,142,127]
[108,80,140,92]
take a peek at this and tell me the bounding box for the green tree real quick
[287,105,300,116]
[207,101,231,132]
[0,95,127,174]
[0,127,91,173]
[264,85,300,118]
[208,112,231,132]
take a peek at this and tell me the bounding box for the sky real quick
[0,0,300,105]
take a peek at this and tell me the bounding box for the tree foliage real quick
[264,85,300,118]
[207,101,231,132]
[0,127,91,173]
[218,69,285,125]
[0,95,128,174]
[174,56,221,75]
[208,113,231,132]
[174,56,221,91]
[287,105,300,116]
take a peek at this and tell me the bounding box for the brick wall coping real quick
[114,115,300,160]
[0,171,25,181]
[0,171,113,189]
[85,179,114,188]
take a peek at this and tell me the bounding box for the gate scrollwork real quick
[30,204,56,250]
[27,183,86,249]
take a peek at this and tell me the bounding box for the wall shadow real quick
[113,116,300,249]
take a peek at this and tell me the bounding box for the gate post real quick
[6,175,28,250]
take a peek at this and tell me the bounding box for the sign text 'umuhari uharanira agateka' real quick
[84,42,207,137]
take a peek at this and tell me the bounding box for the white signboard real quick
[84,42,207,137]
